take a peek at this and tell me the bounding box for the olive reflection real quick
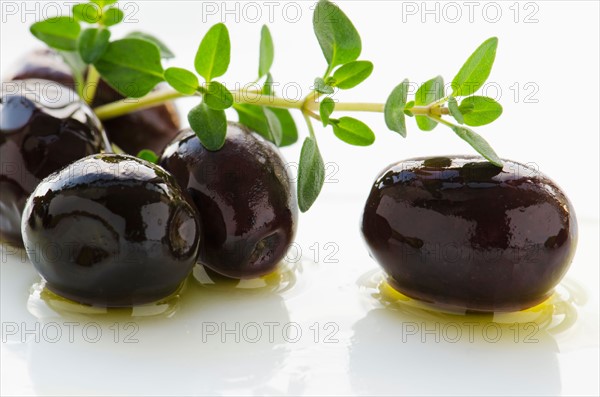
[26,280,295,395]
[348,269,589,395]
[349,307,561,396]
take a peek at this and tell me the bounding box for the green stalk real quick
[94,88,304,120]
[83,65,101,105]
[302,112,317,140]
[94,88,449,121]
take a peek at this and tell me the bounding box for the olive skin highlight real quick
[160,123,298,279]
[361,156,578,312]
[21,154,201,307]
[0,79,109,246]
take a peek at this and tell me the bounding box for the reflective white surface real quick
[2,1,599,395]
[2,213,598,396]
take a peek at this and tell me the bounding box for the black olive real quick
[159,123,298,279]
[4,49,181,155]
[21,154,200,307]
[361,156,578,312]
[1,79,109,247]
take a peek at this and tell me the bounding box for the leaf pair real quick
[313,0,362,74]
[312,0,375,145]
[73,2,123,26]
[298,0,375,213]
[29,1,124,52]
[30,1,175,102]
[447,95,502,166]
[234,104,298,147]
[319,99,375,146]
[383,37,503,167]
[233,25,299,148]
[314,60,374,94]
[162,23,234,151]
[312,0,373,90]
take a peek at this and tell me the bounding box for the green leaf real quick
[314,77,334,94]
[195,23,230,82]
[262,73,274,96]
[313,0,361,71]
[458,96,503,126]
[234,103,268,139]
[451,37,498,97]
[263,108,282,146]
[125,32,175,59]
[404,101,415,117]
[297,137,325,212]
[451,125,502,167]
[78,28,110,64]
[415,75,444,131]
[91,0,118,7]
[102,7,124,26]
[331,60,373,89]
[331,117,375,146]
[259,25,274,78]
[137,149,158,164]
[447,97,464,124]
[270,108,298,146]
[234,104,298,147]
[403,100,415,116]
[319,97,335,127]
[73,3,101,23]
[188,102,227,151]
[94,38,164,98]
[203,81,233,110]
[164,67,199,95]
[30,17,81,51]
[384,79,409,137]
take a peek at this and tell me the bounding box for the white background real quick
[1,1,599,396]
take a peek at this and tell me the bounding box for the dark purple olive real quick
[159,123,297,279]
[4,49,181,155]
[21,154,200,307]
[361,156,578,312]
[1,79,109,247]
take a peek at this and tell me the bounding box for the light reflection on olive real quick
[21,154,201,307]
[361,156,578,312]
[1,79,109,247]
[160,124,298,279]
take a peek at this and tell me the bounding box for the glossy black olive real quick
[21,154,200,307]
[1,79,109,247]
[159,124,298,279]
[361,156,578,312]
[4,49,181,154]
